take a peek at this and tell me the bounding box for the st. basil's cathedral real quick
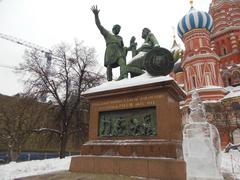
[171,0,240,146]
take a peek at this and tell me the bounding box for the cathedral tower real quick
[177,1,227,103]
[209,0,240,86]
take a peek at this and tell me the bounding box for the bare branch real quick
[17,40,105,158]
[32,128,61,135]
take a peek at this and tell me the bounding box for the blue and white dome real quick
[177,7,213,39]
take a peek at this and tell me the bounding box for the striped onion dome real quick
[177,7,213,39]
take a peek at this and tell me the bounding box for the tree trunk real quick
[8,146,20,162]
[59,131,68,159]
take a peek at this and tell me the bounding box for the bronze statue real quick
[91,5,174,80]
[137,28,160,53]
[91,5,127,81]
[127,28,174,77]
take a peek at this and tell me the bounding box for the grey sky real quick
[0,0,211,96]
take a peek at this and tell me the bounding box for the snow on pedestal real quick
[83,72,173,94]
[183,90,224,180]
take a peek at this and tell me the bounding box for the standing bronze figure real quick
[91,5,127,81]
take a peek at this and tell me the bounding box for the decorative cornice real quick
[219,51,240,59]
[211,26,240,39]
[182,53,220,67]
[183,28,210,41]
[186,86,227,95]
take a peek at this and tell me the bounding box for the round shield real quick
[144,47,174,76]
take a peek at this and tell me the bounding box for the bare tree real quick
[18,40,104,158]
[0,95,47,162]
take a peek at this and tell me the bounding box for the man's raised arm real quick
[91,5,107,37]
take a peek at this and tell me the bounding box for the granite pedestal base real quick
[69,78,186,179]
[70,156,186,180]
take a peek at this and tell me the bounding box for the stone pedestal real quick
[70,77,186,179]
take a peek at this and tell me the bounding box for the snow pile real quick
[0,156,71,180]
[223,86,240,100]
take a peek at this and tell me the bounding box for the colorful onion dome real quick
[177,7,214,39]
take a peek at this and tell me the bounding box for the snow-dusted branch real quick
[32,128,61,135]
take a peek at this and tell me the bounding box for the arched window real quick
[223,76,231,86]
[222,71,231,86]
[188,53,194,57]
[222,47,227,55]
[228,77,232,86]
[232,128,240,144]
[231,102,240,111]
[232,71,240,84]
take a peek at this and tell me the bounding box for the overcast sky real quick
[0,0,212,96]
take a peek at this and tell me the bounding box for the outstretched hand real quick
[91,5,100,16]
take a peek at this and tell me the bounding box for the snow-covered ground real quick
[0,151,239,180]
[0,156,71,180]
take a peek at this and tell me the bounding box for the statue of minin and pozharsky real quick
[91,5,174,81]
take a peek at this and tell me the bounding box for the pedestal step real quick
[80,140,183,158]
[69,155,186,180]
